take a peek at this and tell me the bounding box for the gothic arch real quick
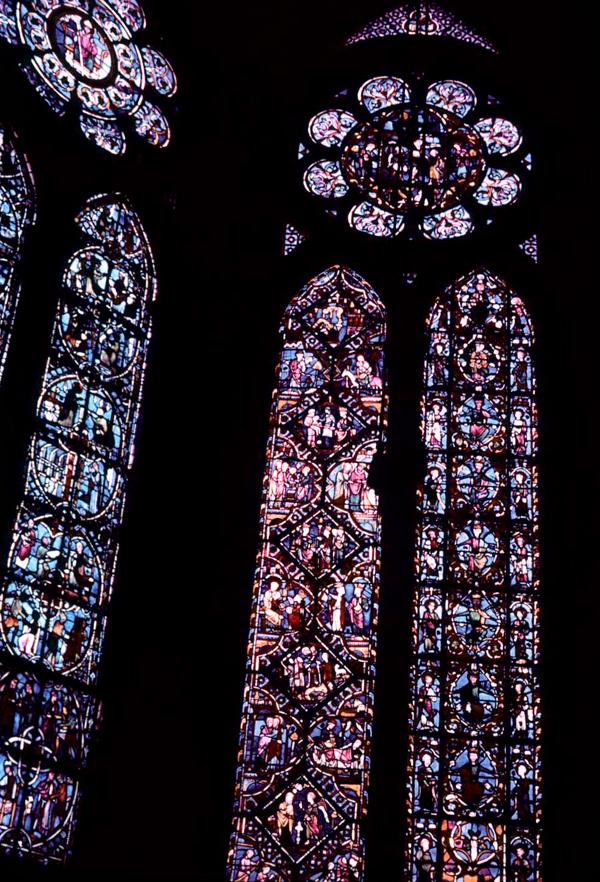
[0,119,35,381]
[407,267,540,881]
[0,193,155,863]
[227,266,387,881]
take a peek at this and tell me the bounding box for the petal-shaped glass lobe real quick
[308,109,358,147]
[35,52,76,99]
[475,118,522,155]
[19,7,50,50]
[133,100,170,147]
[422,206,474,240]
[107,75,143,113]
[358,75,411,113]
[78,83,115,117]
[348,202,404,237]
[473,169,521,207]
[85,2,129,43]
[106,0,146,32]
[426,80,476,117]
[22,60,68,113]
[80,115,126,155]
[303,160,349,198]
[116,41,144,87]
[141,45,177,96]
[0,1,18,44]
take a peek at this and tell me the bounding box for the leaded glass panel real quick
[406,268,541,882]
[227,266,387,882]
[0,192,155,864]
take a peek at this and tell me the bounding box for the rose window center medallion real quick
[50,9,116,83]
[341,105,485,212]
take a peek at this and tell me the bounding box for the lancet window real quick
[227,266,387,882]
[0,192,155,863]
[0,120,35,380]
[407,268,541,882]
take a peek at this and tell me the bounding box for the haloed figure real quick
[513,761,533,821]
[416,750,437,811]
[423,466,443,511]
[415,835,435,882]
[512,845,533,882]
[422,599,439,652]
[455,746,492,809]
[418,673,437,728]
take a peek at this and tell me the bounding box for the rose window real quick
[301,77,526,240]
[0,0,177,155]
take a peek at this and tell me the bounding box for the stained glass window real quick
[0,192,155,864]
[283,223,308,256]
[406,268,541,882]
[0,1,177,154]
[0,119,35,381]
[227,266,387,882]
[519,235,538,263]
[301,79,526,240]
[345,2,497,53]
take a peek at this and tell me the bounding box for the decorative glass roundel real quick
[302,77,525,240]
[0,0,177,155]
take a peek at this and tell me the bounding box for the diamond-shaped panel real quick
[260,637,354,713]
[284,397,373,462]
[258,776,349,863]
[279,512,360,577]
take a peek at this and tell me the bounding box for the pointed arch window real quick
[227,266,387,881]
[0,193,155,864]
[407,268,541,882]
[226,3,544,879]
[0,119,35,381]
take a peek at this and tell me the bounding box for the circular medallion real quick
[340,104,485,213]
[50,9,116,84]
